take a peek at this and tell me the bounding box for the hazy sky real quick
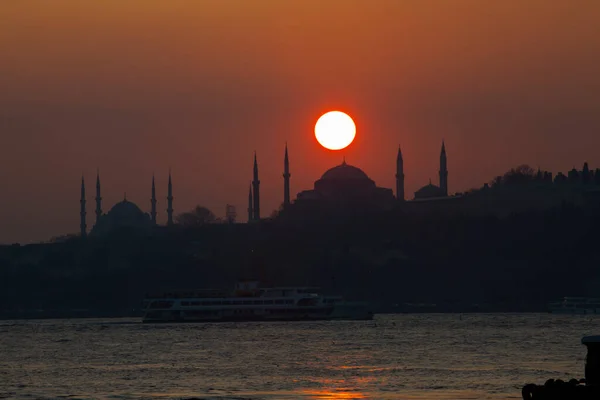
[2,1,600,243]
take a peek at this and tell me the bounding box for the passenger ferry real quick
[142,281,373,323]
[548,297,600,314]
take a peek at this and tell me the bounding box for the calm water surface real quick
[0,314,596,399]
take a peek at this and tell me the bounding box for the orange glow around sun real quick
[315,111,356,150]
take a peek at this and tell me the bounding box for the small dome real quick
[414,183,444,199]
[321,162,371,181]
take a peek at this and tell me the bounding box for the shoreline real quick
[0,309,557,321]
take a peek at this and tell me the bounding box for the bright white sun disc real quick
[315,111,356,150]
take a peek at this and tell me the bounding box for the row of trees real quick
[490,163,600,187]
[175,206,218,227]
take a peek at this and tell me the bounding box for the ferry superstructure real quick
[142,281,373,323]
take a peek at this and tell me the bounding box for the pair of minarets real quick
[152,173,175,226]
[80,171,174,237]
[247,144,291,222]
[395,141,448,201]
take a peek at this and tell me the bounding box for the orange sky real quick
[1,1,600,243]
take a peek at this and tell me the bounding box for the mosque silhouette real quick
[79,171,174,238]
[78,142,450,236]
[247,142,449,221]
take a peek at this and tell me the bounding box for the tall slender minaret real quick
[167,170,174,226]
[283,143,291,207]
[150,174,157,225]
[247,184,253,222]
[439,140,448,196]
[252,152,260,220]
[95,169,102,225]
[80,175,87,238]
[395,145,404,201]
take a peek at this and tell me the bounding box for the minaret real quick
[167,170,174,226]
[150,174,157,225]
[283,143,291,207]
[95,170,102,225]
[252,152,260,220]
[80,175,87,238]
[395,145,405,201]
[439,140,448,196]
[247,184,253,222]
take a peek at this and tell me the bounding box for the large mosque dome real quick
[106,199,146,220]
[293,160,394,209]
[320,161,372,182]
[91,198,152,236]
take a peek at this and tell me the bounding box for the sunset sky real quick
[2,1,600,243]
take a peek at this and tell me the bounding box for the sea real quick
[0,314,596,400]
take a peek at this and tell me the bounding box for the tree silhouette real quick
[176,206,216,227]
[502,164,535,185]
[582,162,591,184]
[490,176,503,188]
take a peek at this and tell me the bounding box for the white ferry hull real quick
[142,281,373,323]
[143,314,337,323]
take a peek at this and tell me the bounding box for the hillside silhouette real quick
[2,189,600,318]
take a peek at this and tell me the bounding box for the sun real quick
[314,111,356,150]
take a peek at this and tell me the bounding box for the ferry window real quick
[275,300,284,304]
[213,301,222,305]
[233,301,243,305]
[253,300,262,305]
[182,301,189,306]
[201,301,210,306]
[243,300,252,305]
[222,301,231,305]
[285,300,293,304]
[264,300,273,304]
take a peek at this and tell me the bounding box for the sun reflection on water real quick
[301,389,367,399]
[298,375,374,399]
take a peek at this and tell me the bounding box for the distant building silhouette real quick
[225,204,237,224]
